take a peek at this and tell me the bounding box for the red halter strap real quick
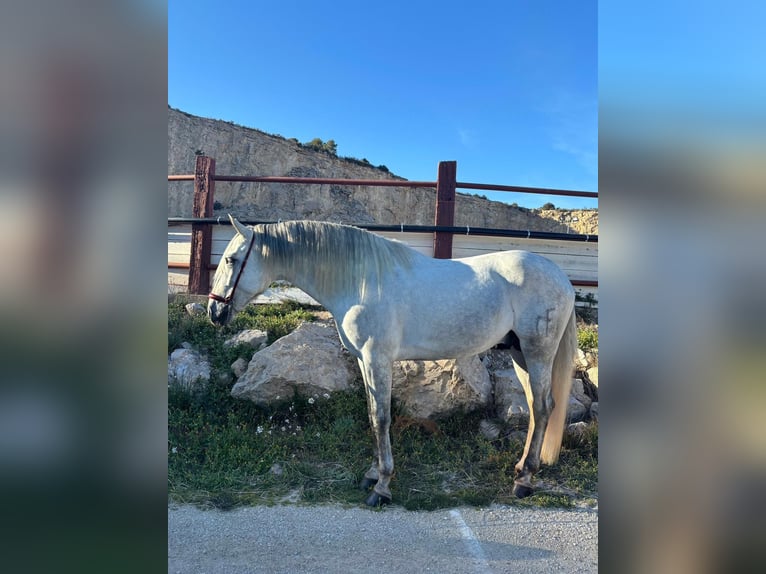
[208,230,256,305]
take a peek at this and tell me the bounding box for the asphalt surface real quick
[168,503,597,573]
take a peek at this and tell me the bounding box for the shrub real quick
[303,138,337,156]
[577,323,598,351]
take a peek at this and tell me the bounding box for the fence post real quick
[189,155,216,294]
[433,160,456,258]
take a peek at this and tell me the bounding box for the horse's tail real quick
[541,307,577,465]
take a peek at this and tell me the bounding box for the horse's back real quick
[395,249,573,311]
[460,250,573,294]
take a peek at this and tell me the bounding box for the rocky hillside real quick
[537,209,599,236]
[168,107,597,235]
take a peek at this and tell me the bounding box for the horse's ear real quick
[229,214,249,237]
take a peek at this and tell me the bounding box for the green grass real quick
[168,299,598,511]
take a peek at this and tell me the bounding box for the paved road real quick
[168,503,597,573]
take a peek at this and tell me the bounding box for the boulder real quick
[168,347,210,393]
[492,368,530,425]
[224,329,268,350]
[392,355,491,419]
[231,322,358,405]
[227,318,603,427]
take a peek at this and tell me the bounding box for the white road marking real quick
[450,509,492,573]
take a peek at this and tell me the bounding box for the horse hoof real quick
[513,483,534,498]
[359,477,377,491]
[365,491,392,507]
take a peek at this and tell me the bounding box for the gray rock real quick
[492,368,530,425]
[254,286,319,306]
[479,419,501,440]
[567,420,588,434]
[392,356,491,419]
[231,357,249,378]
[590,401,599,421]
[168,348,210,393]
[571,378,593,410]
[566,396,589,424]
[231,322,358,405]
[224,329,268,350]
[575,348,589,369]
[185,302,206,316]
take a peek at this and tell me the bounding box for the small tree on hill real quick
[323,139,337,155]
[304,138,338,156]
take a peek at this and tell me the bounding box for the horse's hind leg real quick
[512,344,556,498]
[358,356,394,506]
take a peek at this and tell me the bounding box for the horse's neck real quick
[260,221,407,315]
[266,246,348,313]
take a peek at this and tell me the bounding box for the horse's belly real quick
[395,339,497,361]
[396,297,514,360]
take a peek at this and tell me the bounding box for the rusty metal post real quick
[189,155,216,294]
[433,161,456,258]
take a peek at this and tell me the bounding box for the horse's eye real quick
[225,256,236,266]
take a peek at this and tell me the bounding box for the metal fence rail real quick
[168,156,598,294]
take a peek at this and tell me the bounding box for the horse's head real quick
[207,216,267,325]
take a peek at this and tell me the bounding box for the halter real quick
[208,230,257,305]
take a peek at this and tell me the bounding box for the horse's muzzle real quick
[207,300,230,326]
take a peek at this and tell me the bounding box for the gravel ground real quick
[168,503,597,573]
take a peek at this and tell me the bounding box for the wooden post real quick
[433,160,456,258]
[189,155,216,294]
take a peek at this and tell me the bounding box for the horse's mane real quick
[256,221,419,299]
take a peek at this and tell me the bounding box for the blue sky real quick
[600,1,765,144]
[169,1,597,209]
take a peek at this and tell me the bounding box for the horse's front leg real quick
[358,356,394,506]
[358,358,380,492]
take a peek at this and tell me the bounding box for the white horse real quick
[208,217,577,506]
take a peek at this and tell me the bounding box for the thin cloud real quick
[540,91,598,177]
[553,134,597,176]
[458,128,479,149]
